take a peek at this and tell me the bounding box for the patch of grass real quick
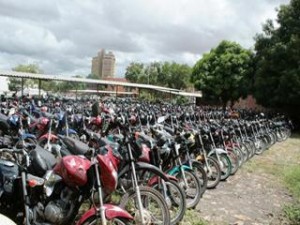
[243,152,282,176]
[283,166,300,200]
[281,164,300,225]
[283,204,300,225]
[181,209,209,225]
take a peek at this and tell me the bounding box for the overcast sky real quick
[0,0,289,77]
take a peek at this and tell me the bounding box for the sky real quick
[0,0,290,77]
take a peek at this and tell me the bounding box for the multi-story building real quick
[91,49,115,78]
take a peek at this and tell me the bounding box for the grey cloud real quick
[0,0,290,76]
[0,0,60,22]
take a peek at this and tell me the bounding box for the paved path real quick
[196,171,292,224]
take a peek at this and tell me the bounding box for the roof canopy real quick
[0,70,202,98]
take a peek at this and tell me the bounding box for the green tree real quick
[191,40,254,108]
[167,62,192,89]
[9,64,42,91]
[253,0,300,118]
[41,80,57,92]
[125,61,192,89]
[125,62,145,83]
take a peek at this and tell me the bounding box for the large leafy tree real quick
[253,0,300,116]
[191,40,254,108]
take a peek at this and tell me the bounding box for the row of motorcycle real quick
[0,99,292,225]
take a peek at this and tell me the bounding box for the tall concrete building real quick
[91,49,115,78]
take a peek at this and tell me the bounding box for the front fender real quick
[148,174,178,186]
[76,204,133,225]
[118,162,169,182]
[168,165,192,176]
[208,148,227,157]
[60,129,77,135]
[39,133,58,141]
[20,133,36,140]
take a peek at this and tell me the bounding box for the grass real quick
[282,163,300,225]
[283,204,300,225]
[180,210,209,225]
[283,166,300,200]
[244,134,300,225]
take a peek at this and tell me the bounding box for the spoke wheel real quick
[119,186,171,225]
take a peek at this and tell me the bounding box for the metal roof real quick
[0,70,202,97]
[69,89,136,95]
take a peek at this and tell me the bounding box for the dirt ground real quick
[192,138,300,225]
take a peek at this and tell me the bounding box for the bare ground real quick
[196,171,292,225]
[185,137,300,225]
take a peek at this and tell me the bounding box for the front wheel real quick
[173,170,201,209]
[152,180,186,225]
[81,216,131,225]
[191,161,208,196]
[119,186,171,225]
[227,149,239,175]
[212,154,232,181]
[203,156,221,189]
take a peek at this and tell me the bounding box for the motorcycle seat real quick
[62,136,89,155]
[29,145,57,177]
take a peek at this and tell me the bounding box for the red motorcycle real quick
[25,112,59,148]
[0,138,133,225]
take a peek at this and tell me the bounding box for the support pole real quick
[115,85,118,100]
[76,84,78,101]
[21,78,24,97]
[38,79,41,97]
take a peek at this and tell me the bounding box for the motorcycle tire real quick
[119,186,171,225]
